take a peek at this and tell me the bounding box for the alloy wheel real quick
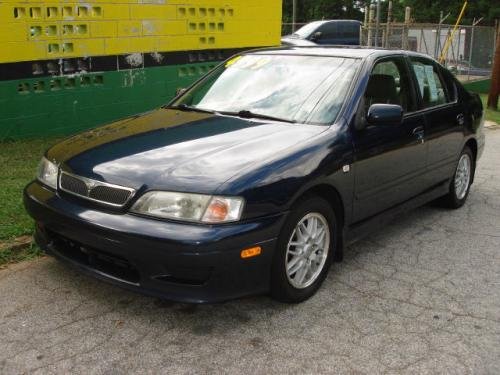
[454,153,471,200]
[285,212,330,289]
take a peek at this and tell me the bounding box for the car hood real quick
[47,109,327,194]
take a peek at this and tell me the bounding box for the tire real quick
[440,146,475,209]
[270,196,338,303]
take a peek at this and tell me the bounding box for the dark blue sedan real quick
[24,46,485,303]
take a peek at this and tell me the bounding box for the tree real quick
[282,0,499,26]
[282,0,368,24]
[487,26,500,110]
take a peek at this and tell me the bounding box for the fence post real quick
[292,0,297,33]
[435,12,442,58]
[375,0,381,47]
[367,4,375,47]
[467,23,474,80]
[467,18,482,80]
[385,1,392,48]
[402,7,411,50]
[435,12,450,59]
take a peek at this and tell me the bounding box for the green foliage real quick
[0,138,59,241]
[282,0,367,24]
[282,0,499,26]
[480,94,500,124]
[0,243,43,268]
[391,0,499,25]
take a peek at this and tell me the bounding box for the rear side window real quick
[319,22,338,38]
[410,58,449,108]
[439,66,458,102]
[343,23,359,38]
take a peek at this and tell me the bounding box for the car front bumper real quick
[24,181,286,303]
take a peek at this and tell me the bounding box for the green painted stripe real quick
[0,61,218,140]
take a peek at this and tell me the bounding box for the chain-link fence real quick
[282,21,495,80]
[362,22,495,80]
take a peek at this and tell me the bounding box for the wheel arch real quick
[464,138,478,183]
[290,183,346,262]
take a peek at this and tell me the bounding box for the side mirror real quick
[366,104,403,126]
[176,87,187,96]
[310,32,322,42]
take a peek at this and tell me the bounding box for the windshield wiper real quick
[219,110,296,124]
[164,104,215,114]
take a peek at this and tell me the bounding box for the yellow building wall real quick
[0,0,282,63]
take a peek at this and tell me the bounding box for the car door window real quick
[343,23,359,39]
[318,22,337,39]
[410,59,449,108]
[365,58,415,113]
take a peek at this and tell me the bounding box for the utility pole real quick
[292,0,297,33]
[488,23,500,110]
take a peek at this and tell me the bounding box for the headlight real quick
[37,157,58,189]
[131,191,244,223]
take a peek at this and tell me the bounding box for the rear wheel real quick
[440,146,474,208]
[271,197,337,303]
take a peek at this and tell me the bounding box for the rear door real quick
[408,57,464,187]
[352,56,427,221]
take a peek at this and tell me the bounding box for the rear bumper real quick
[24,181,286,303]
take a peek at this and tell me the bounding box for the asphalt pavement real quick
[1,128,499,374]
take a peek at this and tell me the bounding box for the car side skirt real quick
[344,179,451,245]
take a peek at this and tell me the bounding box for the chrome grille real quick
[88,185,132,206]
[59,171,135,207]
[60,172,87,196]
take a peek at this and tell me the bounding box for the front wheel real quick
[440,146,475,208]
[270,197,337,303]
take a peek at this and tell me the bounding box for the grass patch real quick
[0,243,43,269]
[480,94,500,124]
[0,138,59,244]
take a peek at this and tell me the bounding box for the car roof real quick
[248,45,434,61]
[298,19,362,26]
[318,19,363,24]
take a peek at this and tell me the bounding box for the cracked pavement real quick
[1,129,499,374]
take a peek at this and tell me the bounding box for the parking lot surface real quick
[1,129,499,374]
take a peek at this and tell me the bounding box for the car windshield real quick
[172,54,360,125]
[293,21,325,38]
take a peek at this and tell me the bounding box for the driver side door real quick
[352,56,427,222]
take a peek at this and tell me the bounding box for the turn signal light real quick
[240,246,262,259]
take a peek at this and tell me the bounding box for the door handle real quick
[412,126,425,144]
[412,126,424,135]
[457,113,465,126]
